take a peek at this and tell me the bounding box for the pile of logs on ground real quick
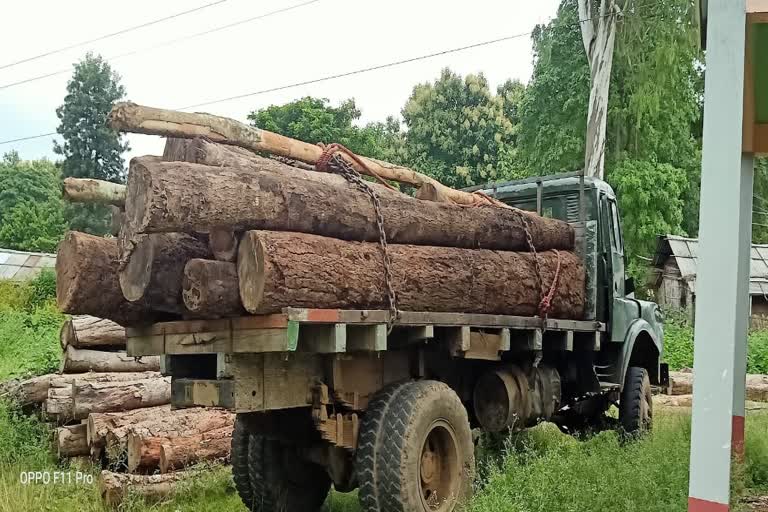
[0,314,235,508]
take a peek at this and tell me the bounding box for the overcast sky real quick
[0,0,560,162]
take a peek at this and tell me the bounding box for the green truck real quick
[126,171,666,512]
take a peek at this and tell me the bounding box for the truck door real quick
[606,197,625,298]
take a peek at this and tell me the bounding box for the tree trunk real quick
[87,405,172,458]
[1,371,159,405]
[238,230,586,318]
[159,425,233,473]
[57,424,89,458]
[60,346,160,374]
[118,232,210,314]
[182,259,243,317]
[100,470,191,508]
[124,158,574,253]
[669,371,768,402]
[110,102,498,207]
[63,177,126,207]
[72,377,171,419]
[44,386,73,422]
[56,231,154,326]
[60,316,125,350]
[578,0,620,180]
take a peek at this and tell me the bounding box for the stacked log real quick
[100,470,193,508]
[60,346,159,374]
[668,371,768,402]
[60,316,125,350]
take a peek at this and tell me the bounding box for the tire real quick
[356,380,474,512]
[231,414,254,510]
[619,366,653,436]
[247,435,331,512]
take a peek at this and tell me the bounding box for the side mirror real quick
[625,277,636,295]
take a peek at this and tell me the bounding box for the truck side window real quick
[609,200,622,253]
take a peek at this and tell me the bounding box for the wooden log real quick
[110,205,124,237]
[60,316,125,350]
[1,371,159,405]
[669,371,768,402]
[63,177,126,207]
[208,229,239,262]
[119,232,210,314]
[159,425,233,473]
[57,423,89,458]
[72,377,171,419]
[56,231,153,325]
[124,158,574,253]
[110,102,498,207]
[43,386,73,422]
[238,230,586,318]
[87,405,172,458]
[182,259,244,317]
[60,346,160,374]
[100,470,191,508]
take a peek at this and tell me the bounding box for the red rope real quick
[538,249,562,319]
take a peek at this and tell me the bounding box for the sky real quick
[0,0,560,162]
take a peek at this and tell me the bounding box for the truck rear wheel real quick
[619,366,653,436]
[356,380,474,512]
[246,436,331,512]
[231,415,254,509]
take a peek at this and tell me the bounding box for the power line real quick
[0,0,322,91]
[0,132,57,145]
[0,0,228,71]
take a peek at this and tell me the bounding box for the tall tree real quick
[54,53,128,235]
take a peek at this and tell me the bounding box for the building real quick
[0,248,56,281]
[649,235,768,327]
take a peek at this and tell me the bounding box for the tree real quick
[0,152,66,252]
[400,69,525,189]
[54,53,128,235]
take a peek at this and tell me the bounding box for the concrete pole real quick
[687,1,752,511]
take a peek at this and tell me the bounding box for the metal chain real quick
[325,154,400,331]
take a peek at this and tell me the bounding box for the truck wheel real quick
[231,415,254,509]
[356,380,474,512]
[619,366,653,436]
[248,436,331,512]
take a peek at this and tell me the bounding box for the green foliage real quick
[26,270,57,310]
[54,53,128,235]
[0,152,66,253]
[747,330,768,375]
[401,69,526,188]
[0,400,51,466]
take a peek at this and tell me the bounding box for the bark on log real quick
[72,377,171,419]
[60,346,160,374]
[1,371,159,405]
[56,231,154,325]
[110,102,497,207]
[63,177,126,207]
[238,231,586,318]
[110,206,124,237]
[125,158,574,252]
[159,425,233,473]
[182,259,243,317]
[669,371,768,402]
[100,470,191,508]
[44,386,73,422]
[119,232,210,313]
[60,316,125,349]
[57,424,89,458]
[209,229,239,262]
[87,405,172,457]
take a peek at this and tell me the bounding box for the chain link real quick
[325,154,400,331]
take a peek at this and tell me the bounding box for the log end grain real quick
[119,234,154,302]
[237,232,268,314]
[182,259,243,317]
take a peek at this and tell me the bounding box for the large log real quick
[124,158,574,253]
[1,371,160,405]
[119,232,210,313]
[669,371,768,402]
[43,386,74,422]
[56,231,153,325]
[88,405,172,460]
[110,102,498,207]
[238,231,585,318]
[57,424,89,458]
[72,377,171,419]
[182,259,243,317]
[63,177,126,206]
[60,346,160,374]
[159,425,233,473]
[113,408,233,471]
[100,470,192,508]
[60,316,125,350]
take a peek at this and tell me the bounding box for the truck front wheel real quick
[356,380,474,512]
[619,366,653,436]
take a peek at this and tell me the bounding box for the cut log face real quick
[119,232,210,313]
[60,316,125,349]
[72,377,171,419]
[57,424,89,458]
[159,425,233,473]
[182,259,243,317]
[60,346,160,374]
[56,231,153,325]
[238,230,586,318]
[124,158,574,253]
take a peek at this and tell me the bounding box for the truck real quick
[125,171,667,512]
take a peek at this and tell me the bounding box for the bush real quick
[26,269,57,309]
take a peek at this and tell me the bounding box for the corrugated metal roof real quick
[652,235,768,296]
[0,248,55,281]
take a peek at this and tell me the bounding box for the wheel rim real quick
[418,420,460,512]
